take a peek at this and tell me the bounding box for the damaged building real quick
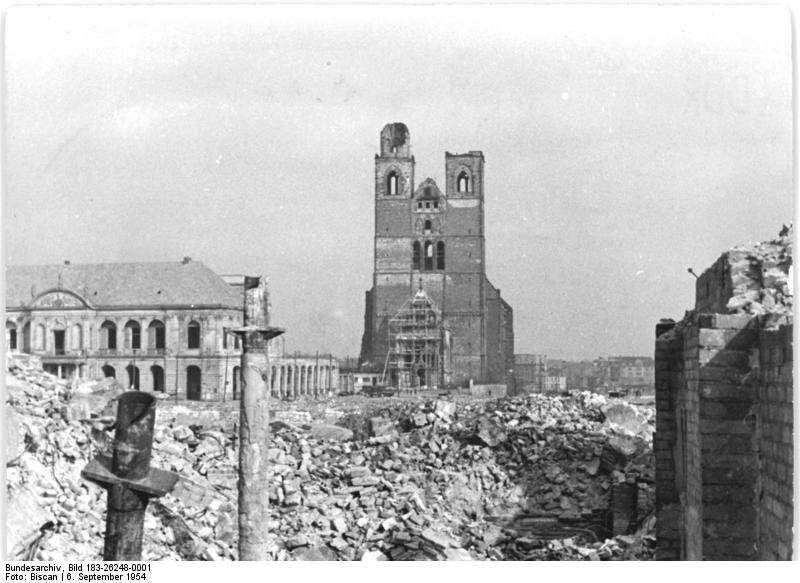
[5,259,339,401]
[654,227,793,560]
[5,258,244,400]
[359,123,514,390]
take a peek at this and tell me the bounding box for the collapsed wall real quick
[654,227,793,560]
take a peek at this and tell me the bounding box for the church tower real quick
[360,123,513,389]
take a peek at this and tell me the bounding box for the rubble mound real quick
[6,354,655,561]
[725,224,793,317]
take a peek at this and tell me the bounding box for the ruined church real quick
[359,123,514,390]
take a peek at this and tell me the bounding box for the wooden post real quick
[81,392,178,560]
[232,276,284,560]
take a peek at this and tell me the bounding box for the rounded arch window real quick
[457,170,471,193]
[424,241,434,271]
[436,241,446,270]
[386,170,399,195]
[100,321,117,350]
[124,320,141,349]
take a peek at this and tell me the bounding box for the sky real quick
[2,4,793,361]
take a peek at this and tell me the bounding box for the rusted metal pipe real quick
[82,392,178,561]
[231,276,284,560]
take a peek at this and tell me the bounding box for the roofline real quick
[6,303,243,312]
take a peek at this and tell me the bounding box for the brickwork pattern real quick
[655,312,793,560]
[756,321,793,560]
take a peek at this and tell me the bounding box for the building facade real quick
[359,123,514,388]
[5,259,244,401]
[515,353,547,393]
[594,356,655,394]
[5,260,339,401]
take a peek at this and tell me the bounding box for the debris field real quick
[5,353,655,561]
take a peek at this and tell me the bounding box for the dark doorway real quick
[54,330,65,355]
[102,365,116,378]
[186,365,201,401]
[151,365,164,392]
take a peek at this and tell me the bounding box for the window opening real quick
[412,241,421,270]
[149,320,166,350]
[424,241,434,271]
[187,321,201,349]
[387,171,399,195]
[54,330,65,355]
[101,321,117,350]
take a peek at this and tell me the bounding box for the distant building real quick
[359,123,514,389]
[5,258,243,401]
[543,375,567,393]
[514,354,547,393]
[5,259,339,401]
[594,356,655,393]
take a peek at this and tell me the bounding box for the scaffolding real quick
[384,286,450,391]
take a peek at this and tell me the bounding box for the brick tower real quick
[360,123,513,389]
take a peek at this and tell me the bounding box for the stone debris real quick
[6,352,655,561]
[725,225,793,317]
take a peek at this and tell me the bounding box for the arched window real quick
[124,320,141,350]
[457,171,470,193]
[102,365,116,378]
[424,219,432,233]
[437,241,446,270]
[424,241,434,271]
[71,324,82,352]
[186,366,202,400]
[151,365,165,392]
[387,171,399,195]
[187,320,201,349]
[233,365,241,400]
[148,320,166,350]
[412,241,421,270]
[126,365,140,390]
[100,321,117,350]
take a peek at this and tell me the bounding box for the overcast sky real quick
[3,4,793,360]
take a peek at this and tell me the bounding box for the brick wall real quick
[696,314,759,560]
[756,319,793,560]
[654,320,681,560]
[655,312,793,560]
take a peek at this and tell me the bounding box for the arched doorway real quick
[186,365,201,401]
[151,365,164,392]
[102,365,116,378]
[126,365,140,390]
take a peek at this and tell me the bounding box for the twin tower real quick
[359,123,514,388]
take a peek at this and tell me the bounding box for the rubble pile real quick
[725,224,793,317]
[5,353,655,561]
